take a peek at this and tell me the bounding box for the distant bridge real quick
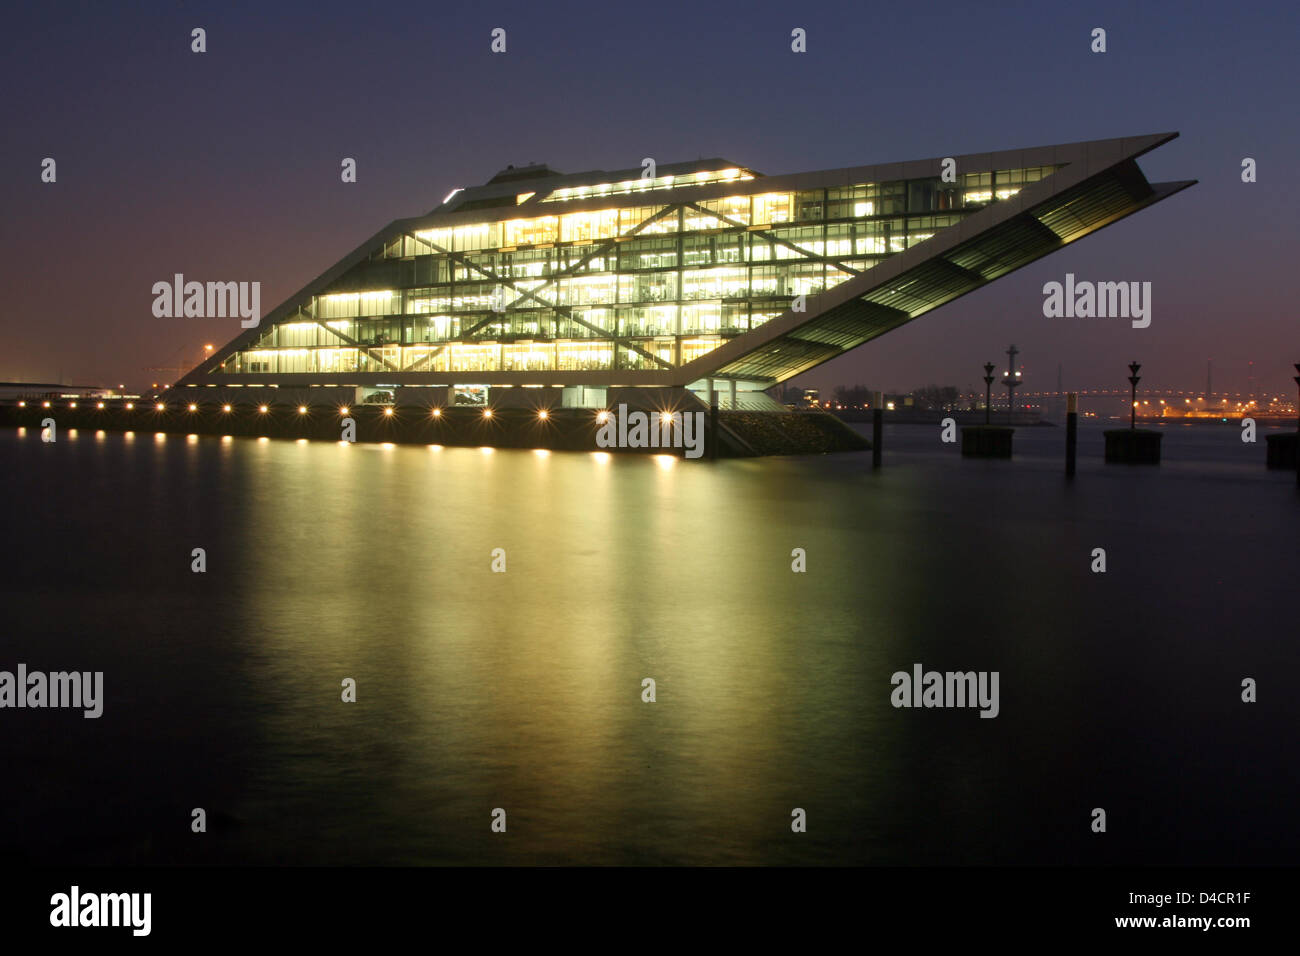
[1009,389,1284,401]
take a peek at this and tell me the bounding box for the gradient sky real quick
[2,0,1296,397]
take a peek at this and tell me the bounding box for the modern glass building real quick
[178,133,1191,411]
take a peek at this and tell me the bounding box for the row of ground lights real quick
[19,403,678,424]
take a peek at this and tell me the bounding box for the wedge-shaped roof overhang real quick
[680,134,1193,383]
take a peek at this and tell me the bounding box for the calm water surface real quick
[2,423,1297,865]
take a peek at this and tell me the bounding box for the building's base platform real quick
[1,402,869,459]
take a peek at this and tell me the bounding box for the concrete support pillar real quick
[709,388,719,461]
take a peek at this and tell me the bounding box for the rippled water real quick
[2,423,1296,865]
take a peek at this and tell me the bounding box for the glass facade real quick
[217,165,1060,379]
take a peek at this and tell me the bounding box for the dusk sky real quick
[3,0,1296,396]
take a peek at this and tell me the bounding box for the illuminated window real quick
[752,193,793,225]
[556,341,613,371]
[503,216,559,246]
[560,209,619,243]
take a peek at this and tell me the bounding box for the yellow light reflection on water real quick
[221,431,907,865]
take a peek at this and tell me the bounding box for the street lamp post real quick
[983,363,995,425]
[1002,345,1021,425]
[1128,362,1142,430]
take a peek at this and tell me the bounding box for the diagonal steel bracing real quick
[681,201,864,278]
[403,204,682,370]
